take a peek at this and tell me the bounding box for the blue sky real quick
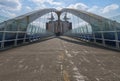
[0,0,120,18]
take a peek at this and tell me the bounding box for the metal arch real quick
[0,8,57,26]
[1,8,120,31]
[61,8,108,24]
[15,8,57,24]
[0,8,57,49]
[61,8,120,49]
[61,8,120,30]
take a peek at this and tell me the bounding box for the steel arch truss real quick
[61,8,120,50]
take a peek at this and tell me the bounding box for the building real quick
[46,20,72,35]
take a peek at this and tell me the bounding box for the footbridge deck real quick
[0,36,120,81]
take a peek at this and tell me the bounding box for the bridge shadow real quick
[58,36,119,52]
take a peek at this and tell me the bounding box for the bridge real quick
[0,8,120,81]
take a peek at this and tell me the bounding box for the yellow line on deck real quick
[59,52,70,81]
[63,70,70,81]
[58,53,64,61]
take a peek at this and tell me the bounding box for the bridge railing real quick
[62,8,120,50]
[64,24,120,50]
[0,20,54,50]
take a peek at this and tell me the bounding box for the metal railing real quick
[64,26,120,50]
[0,20,54,50]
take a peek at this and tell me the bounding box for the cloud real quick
[66,3,120,17]
[0,9,16,18]
[67,3,100,14]
[68,3,88,10]
[26,6,32,10]
[87,6,99,12]
[56,7,63,10]
[102,4,119,13]
[31,0,62,6]
[48,0,62,5]
[6,12,16,17]
[0,0,22,11]
[35,4,47,10]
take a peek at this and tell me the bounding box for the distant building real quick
[46,20,72,35]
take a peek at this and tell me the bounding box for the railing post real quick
[100,21,105,46]
[93,32,96,43]
[14,21,19,46]
[23,16,29,43]
[1,21,7,48]
[115,25,120,48]
[115,31,119,48]
[30,24,33,41]
[23,32,27,43]
[114,21,119,48]
[101,31,105,46]
[86,25,89,41]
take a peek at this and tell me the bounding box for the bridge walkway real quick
[0,36,120,81]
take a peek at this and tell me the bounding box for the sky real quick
[0,0,120,18]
